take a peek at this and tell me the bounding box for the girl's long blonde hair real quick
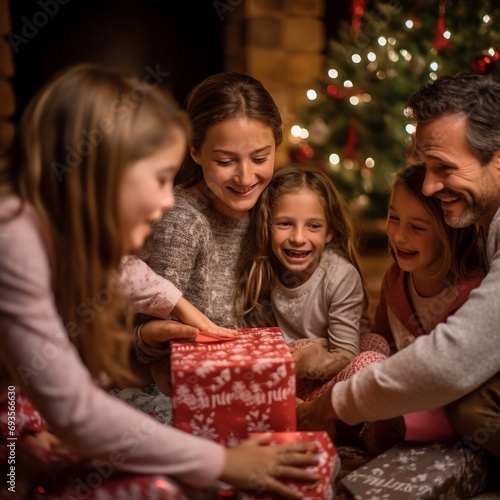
[234,165,368,327]
[1,64,189,388]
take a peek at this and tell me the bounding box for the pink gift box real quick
[239,431,340,500]
[171,327,296,446]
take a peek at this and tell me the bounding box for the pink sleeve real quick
[0,205,225,487]
[121,255,182,318]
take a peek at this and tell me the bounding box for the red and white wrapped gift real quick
[239,431,340,500]
[171,327,296,446]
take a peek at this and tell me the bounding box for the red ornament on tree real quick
[472,54,494,74]
[344,118,359,160]
[350,0,367,37]
[472,48,500,74]
[433,2,452,51]
[292,143,314,164]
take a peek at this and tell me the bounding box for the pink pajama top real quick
[0,195,225,488]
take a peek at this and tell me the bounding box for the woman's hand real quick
[171,297,236,338]
[140,319,199,349]
[220,434,320,498]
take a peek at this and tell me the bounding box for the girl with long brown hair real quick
[0,64,318,498]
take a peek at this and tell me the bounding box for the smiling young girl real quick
[362,162,487,452]
[376,163,486,354]
[235,166,373,392]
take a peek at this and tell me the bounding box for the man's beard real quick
[442,185,496,228]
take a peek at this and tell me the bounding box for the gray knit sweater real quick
[143,185,250,329]
[333,206,500,424]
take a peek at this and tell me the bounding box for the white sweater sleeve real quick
[332,247,500,425]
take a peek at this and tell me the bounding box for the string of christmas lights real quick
[291,0,500,217]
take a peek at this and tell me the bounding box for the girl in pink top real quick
[0,64,318,498]
[365,162,486,452]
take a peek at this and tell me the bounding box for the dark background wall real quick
[9,0,351,121]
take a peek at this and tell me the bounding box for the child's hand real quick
[289,339,328,379]
[290,340,354,380]
[220,434,320,498]
[23,430,70,454]
[289,346,311,379]
[171,297,236,338]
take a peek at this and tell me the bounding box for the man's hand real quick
[297,390,338,441]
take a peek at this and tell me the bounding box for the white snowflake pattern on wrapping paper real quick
[194,364,219,378]
[263,363,287,388]
[246,407,272,432]
[232,381,254,405]
[428,454,458,472]
[362,491,391,500]
[232,380,247,394]
[390,448,425,473]
[189,411,219,440]
[17,402,46,432]
[175,384,200,409]
[226,432,240,448]
[193,385,209,401]
[323,482,335,500]
[207,368,232,392]
[396,462,418,473]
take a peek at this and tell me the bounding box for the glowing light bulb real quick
[329,153,340,165]
[405,20,414,28]
[351,54,362,63]
[291,125,302,138]
[367,52,376,61]
[307,89,317,100]
[378,37,387,46]
[406,124,416,134]
[328,69,338,78]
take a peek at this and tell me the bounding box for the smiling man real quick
[297,73,500,467]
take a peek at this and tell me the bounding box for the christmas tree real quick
[290,0,500,218]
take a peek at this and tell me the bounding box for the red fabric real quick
[0,389,48,439]
[0,390,193,499]
[373,263,485,353]
[304,351,387,402]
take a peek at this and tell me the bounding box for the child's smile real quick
[272,189,332,287]
[387,183,444,280]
